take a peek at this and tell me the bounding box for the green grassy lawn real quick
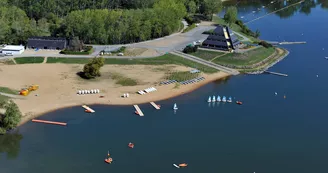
[0,86,19,95]
[212,47,275,66]
[14,57,44,64]
[212,16,258,42]
[166,71,199,82]
[0,94,9,103]
[47,54,219,74]
[190,50,225,61]
[111,73,138,86]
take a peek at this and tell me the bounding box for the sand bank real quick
[0,63,229,126]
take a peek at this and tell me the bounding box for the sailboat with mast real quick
[222,96,227,102]
[207,96,211,103]
[217,95,221,102]
[173,103,178,110]
[227,96,232,103]
[212,95,216,102]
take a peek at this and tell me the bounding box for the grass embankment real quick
[47,54,218,74]
[212,47,275,66]
[183,23,196,33]
[190,49,225,61]
[0,86,19,102]
[14,57,44,64]
[111,73,138,86]
[166,71,199,82]
[212,16,258,42]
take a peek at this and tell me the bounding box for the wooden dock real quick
[82,105,95,113]
[32,119,67,126]
[133,105,144,116]
[150,102,160,110]
[264,71,288,77]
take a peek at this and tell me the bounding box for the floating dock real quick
[264,71,288,77]
[32,119,67,126]
[82,105,95,113]
[133,105,144,116]
[150,102,160,110]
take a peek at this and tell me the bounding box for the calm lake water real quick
[1,1,328,173]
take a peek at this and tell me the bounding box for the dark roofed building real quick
[27,36,67,50]
[202,25,240,51]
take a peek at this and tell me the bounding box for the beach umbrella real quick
[126,93,129,98]
[91,90,94,94]
[97,89,100,93]
[84,90,88,94]
[81,90,85,95]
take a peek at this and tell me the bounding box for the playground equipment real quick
[20,84,39,96]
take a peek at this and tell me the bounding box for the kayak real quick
[173,164,180,168]
[179,163,188,167]
[128,142,134,148]
[105,157,113,164]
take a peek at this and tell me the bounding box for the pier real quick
[266,41,306,45]
[32,119,67,126]
[150,102,160,110]
[264,71,288,77]
[82,105,95,113]
[133,105,144,116]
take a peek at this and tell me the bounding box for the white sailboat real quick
[173,103,178,110]
[217,95,221,102]
[212,95,216,102]
[222,96,227,102]
[227,96,232,103]
[207,96,211,103]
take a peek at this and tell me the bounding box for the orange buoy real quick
[179,163,188,167]
[104,157,113,164]
[128,142,134,148]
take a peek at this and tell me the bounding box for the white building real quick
[1,45,25,55]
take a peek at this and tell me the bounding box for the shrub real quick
[110,46,126,54]
[259,41,273,48]
[184,15,201,25]
[0,127,6,135]
[82,57,105,79]
[60,46,93,55]
[183,45,198,53]
[235,19,243,27]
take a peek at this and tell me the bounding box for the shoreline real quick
[17,72,230,127]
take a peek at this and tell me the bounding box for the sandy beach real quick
[0,63,229,126]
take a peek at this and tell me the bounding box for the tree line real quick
[0,0,222,45]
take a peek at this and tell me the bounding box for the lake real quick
[1,1,328,173]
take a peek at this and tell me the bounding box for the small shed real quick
[1,45,25,55]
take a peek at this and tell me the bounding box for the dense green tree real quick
[83,57,105,79]
[0,100,22,133]
[187,1,197,14]
[200,0,222,20]
[224,6,238,26]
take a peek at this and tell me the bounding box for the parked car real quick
[117,53,124,56]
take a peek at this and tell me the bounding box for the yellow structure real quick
[20,84,39,96]
[20,89,29,96]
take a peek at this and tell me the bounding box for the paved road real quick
[1,24,215,61]
[171,50,239,75]
[0,92,25,99]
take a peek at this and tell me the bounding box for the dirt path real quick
[210,53,228,62]
[42,57,47,64]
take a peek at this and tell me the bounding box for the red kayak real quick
[128,142,134,148]
[236,101,243,105]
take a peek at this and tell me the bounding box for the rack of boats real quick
[160,80,177,85]
[208,95,232,103]
[180,77,205,85]
[207,95,243,105]
[137,87,157,95]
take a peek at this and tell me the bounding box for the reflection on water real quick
[223,0,326,19]
[0,132,23,159]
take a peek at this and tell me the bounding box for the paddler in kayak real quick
[128,142,134,148]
